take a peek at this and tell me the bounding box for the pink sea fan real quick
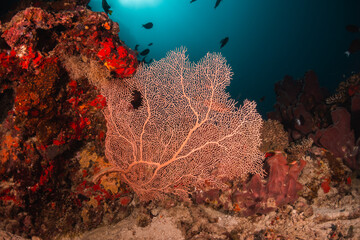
[98,47,264,201]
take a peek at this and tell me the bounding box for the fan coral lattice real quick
[99,48,264,201]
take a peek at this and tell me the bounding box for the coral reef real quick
[259,119,289,152]
[0,0,91,23]
[0,5,137,239]
[193,152,306,217]
[0,2,359,239]
[232,152,306,216]
[286,137,313,162]
[312,107,357,169]
[50,149,359,240]
[268,70,360,170]
[99,48,264,202]
[326,73,360,105]
[267,70,329,141]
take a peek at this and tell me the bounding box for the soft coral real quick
[233,152,306,216]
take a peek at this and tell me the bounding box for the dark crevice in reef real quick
[35,28,59,53]
[0,87,14,123]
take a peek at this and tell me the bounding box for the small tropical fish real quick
[142,22,153,29]
[214,0,223,9]
[148,43,153,46]
[131,90,142,109]
[220,37,229,48]
[345,38,360,57]
[293,115,305,126]
[102,0,112,15]
[190,0,197,3]
[140,49,150,56]
[346,24,360,33]
[134,44,140,51]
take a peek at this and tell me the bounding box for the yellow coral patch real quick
[81,208,89,223]
[104,61,116,71]
[77,146,122,196]
[100,174,120,194]
[88,196,98,208]
[78,149,96,169]
[103,22,111,30]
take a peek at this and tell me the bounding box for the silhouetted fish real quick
[148,43,153,46]
[346,24,360,33]
[214,0,223,9]
[190,0,197,3]
[134,44,139,51]
[220,37,229,48]
[131,90,142,109]
[141,57,153,64]
[140,49,150,56]
[102,0,112,15]
[142,22,153,29]
[345,38,360,57]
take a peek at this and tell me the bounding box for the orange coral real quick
[0,133,20,164]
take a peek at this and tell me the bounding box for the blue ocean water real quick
[89,0,360,117]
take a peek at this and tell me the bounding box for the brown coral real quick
[326,73,360,105]
[286,137,313,162]
[260,119,289,153]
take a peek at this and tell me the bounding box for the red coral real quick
[233,152,306,216]
[0,188,22,206]
[321,178,331,193]
[348,85,359,96]
[117,46,127,58]
[0,50,17,69]
[73,179,130,207]
[96,38,137,78]
[30,162,54,193]
[312,107,357,169]
[346,176,352,185]
[97,38,114,60]
[89,94,107,109]
[268,153,306,205]
[69,117,90,140]
[119,196,132,206]
[53,139,65,146]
